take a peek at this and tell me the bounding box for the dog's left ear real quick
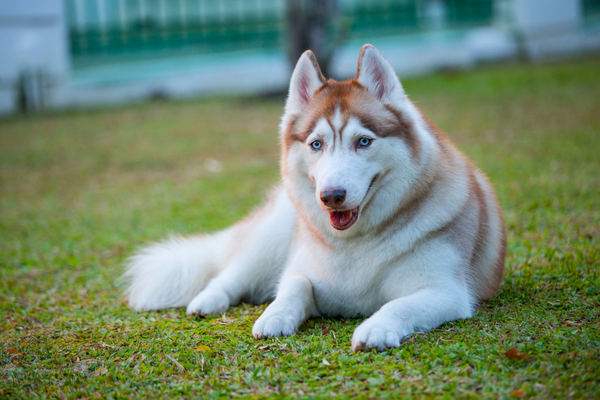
[356,44,405,105]
[285,50,326,115]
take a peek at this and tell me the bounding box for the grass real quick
[1,57,599,399]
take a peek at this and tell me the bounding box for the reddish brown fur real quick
[371,169,437,238]
[282,79,418,160]
[416,108,505,301]
[468,171,492,299]
[306,51,326,84]
[472,174,505,301]
[490,205,507,298]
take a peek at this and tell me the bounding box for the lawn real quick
[1,57,599,399]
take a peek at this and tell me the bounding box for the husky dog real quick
[125,45,506,351]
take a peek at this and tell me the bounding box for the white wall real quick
[0,0,70,114]
[513,0,585,59]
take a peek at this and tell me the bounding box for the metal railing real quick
[66,0,497,67]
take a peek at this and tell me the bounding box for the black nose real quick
[320,189,346,207]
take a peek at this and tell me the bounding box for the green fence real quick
[66,0,496,67]
[583,0,600,25]
[346,0,494,38]
[66,0,285,66]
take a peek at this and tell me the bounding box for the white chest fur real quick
[289,222,460,318]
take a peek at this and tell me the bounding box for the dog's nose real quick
[320,189,346,207]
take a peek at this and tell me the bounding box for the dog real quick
[124,44,506,352]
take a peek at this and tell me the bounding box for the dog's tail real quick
[123,230,232,311]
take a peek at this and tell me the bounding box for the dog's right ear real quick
[285,51,326,115]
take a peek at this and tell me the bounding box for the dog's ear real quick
[285,50,326,115]
[356,44,405,105]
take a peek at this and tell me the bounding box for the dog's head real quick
[281,45,425,234]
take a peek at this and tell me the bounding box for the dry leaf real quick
[217,315,233,325]
[92,367,108,377]
[510,388,526,398]
[322,358,331,366]
[5,348,21,356]
[505,347,528,360]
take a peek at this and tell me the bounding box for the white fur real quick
[124,45,504,352]
[124,232,231,311]
[185,188,296,315]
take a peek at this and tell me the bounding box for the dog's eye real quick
[310,140,322,150]
[358,137,372,148]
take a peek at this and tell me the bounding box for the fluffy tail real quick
[123,230,231,311]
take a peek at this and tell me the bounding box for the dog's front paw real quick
[186,288,230,316]
[351,318,406,352]
[252,305,302,339]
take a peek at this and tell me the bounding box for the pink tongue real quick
[330,210,353,226]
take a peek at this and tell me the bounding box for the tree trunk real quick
[286,0,339,79]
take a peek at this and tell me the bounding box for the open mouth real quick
[329,207,360,230]
[324,175,378,231]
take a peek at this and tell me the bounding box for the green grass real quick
[1,57,599,399]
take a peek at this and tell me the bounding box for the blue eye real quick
[358,137,372,147]
[311,140,322,150]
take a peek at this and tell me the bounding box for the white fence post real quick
[512,0,583,59]
[0,0,70,114]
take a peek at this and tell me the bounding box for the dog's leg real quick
[251,274,318,338]
[184,277,234,316]
[185,250,282,316]
[351,285,473,352]
[251,245,318,337]
[186,188,297,316]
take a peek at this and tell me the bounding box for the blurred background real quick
[1,0,599,114]
[1,5,598,396]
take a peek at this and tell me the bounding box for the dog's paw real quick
[186,288,229,316]
[252,305,301,339]
[351,318,406,352]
